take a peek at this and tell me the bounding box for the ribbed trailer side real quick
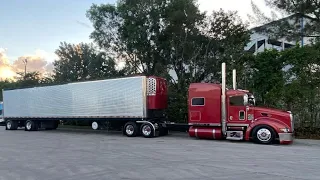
[3,76,147,119]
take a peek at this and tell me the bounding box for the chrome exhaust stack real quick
[233,69,236,90]
[221,63,227,137]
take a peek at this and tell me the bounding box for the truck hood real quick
[253,107,289,117]
[252,106,291,128]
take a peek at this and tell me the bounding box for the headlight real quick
[280,128,290,133]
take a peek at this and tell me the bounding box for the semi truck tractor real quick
[1,63,294,144]
[187,63,293,144]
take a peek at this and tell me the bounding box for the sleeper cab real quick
[188,83,222,125]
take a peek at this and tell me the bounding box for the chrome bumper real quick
[278,133,293,144]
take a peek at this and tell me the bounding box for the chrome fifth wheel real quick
[252,125,276,144]
[25,120,38,131]
[141,123,155,138]
[123,122,138,137]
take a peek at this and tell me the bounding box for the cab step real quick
[226,131,244,140]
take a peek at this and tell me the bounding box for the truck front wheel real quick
[252,125,276,144]
[25,120,38,131]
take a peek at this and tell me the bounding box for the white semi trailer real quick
[2,76,169,138]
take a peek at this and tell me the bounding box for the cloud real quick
[0,48,57,80]
[197,0,270,27]
[0,48,16,80]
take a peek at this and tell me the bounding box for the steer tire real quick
[252,125,276,145]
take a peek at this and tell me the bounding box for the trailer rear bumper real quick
[278,133,293,144]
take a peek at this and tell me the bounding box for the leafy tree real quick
[53,42,121,83]
[281,43,320,129]
[240,49,285,107]
[86,0,170,76]
[15,72,42,88]
[86,0,250,123]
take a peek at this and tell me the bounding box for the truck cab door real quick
[227,95,249,124]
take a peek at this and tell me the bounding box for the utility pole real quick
[23,58,28,78]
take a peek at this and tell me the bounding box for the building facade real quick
[245,13,317,54]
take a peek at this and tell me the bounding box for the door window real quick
[229,96,244,106]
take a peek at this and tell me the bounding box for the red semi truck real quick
[188,63,293,144]
[2,63,293,145]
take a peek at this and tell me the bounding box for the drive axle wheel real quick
[141,123,154,138]
[252,125,276,144]
[123,122,138,137]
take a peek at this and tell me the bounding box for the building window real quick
[191,97,205,106]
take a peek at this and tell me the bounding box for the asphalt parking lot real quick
[0,127,319,180]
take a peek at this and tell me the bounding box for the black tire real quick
[25,120,38,131]
[123,122,138,137]
[252,125,276,144]
[5,120,18,130]
[140,123,155,138]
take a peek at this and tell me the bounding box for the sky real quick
[0,0,269,80]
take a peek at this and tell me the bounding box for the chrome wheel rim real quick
[142,125,151,136]
[92,122,98,130]
[26,122,32,130]
[257,128,271,142]
[6,122,11,129]
[125,125,134,135]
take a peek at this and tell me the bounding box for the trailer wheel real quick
[25,120,38,131]
[123,122,138,137]
[141,123,154,138]
[5,120,18,130]
[252,125,276,144]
